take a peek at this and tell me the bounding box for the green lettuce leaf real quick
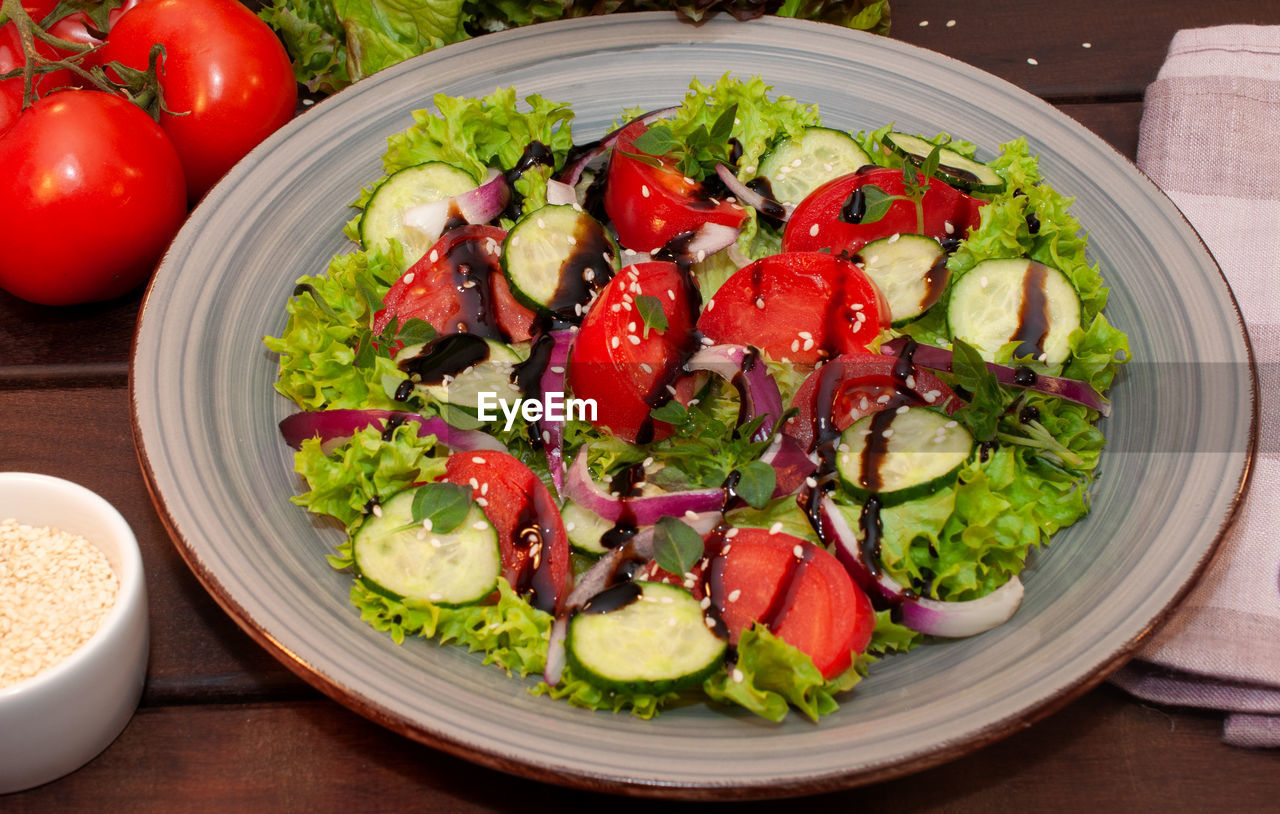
[264,246,405,411]
[352,577,553,676]
[703,626,865,722]
[532,663,679,719]
[258,0,351,94]
[291,421,447,533]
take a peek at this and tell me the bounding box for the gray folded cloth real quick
[1110,24,1280,749]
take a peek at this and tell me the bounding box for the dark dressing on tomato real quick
[1012,262,1050,359]
[424,233,512,341]
[839,187,868,224]
[510,496,561,614]
[630,272,703,445]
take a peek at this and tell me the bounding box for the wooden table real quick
[4,1,1279,808]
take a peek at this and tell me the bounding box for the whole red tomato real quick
[101,0,297,202]
[0,90,187,305]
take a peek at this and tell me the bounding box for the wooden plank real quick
[0,387,303,703]
[891,0,1280,99]
[4,687,1277,810]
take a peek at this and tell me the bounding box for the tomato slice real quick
[697,252,889,363]
[604,120,748,252]
[785,352,964,452]
[373,225,535,344]
[568,260,700,443]
[442,450,572,614]
[782,166,984,256]
[637,528,873,679]
[714,530,874,678]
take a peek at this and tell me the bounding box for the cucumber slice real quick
[757,127,871,207]
[397,335,528,412]
[561,500,615,556]
[360,162,479,263]
[502,204,618,320]
[566,581,727,694]
[853,234,949,326]
[947,258,1081,365]
[883,132,1005,194]
[836,407,973,505]
[353,487,501,607]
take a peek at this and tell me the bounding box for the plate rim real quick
[129,12,1259,799]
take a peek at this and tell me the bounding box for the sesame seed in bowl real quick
[0,473,149,794]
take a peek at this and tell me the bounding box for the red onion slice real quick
[816,495,905,604]
[278,409,505,453]
[545,179,577,207]
[816,494,1023,637]
[400,168,510,246]
[557,106,679,188]
[880,336,1110,416]
[537,330,575,496]
[685,343,784,443]
[714,163,791,221]
[677,221,743,263]
[563,446,724,526]
[759,433,817,497]
[899,577,1025,638]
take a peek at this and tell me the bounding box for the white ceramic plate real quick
[132,13,1255,798]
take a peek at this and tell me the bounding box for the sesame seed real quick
[706,298,716,311]
[905,374,915,389]
[627,335,640,345]
[422,518,434,531]
[726,527,740,538]
[882,428,894,439]
[640,363,652,373]
[896,405,911,415]
[809,223,820,237]
[641,185,650,198]
[610,304,621,313]
[472,521,488,531]
[732,668,745,683]
[611,336,620,349]
[850,303,864,311]
[755,297,765,309]
[371,504,383,518]
[429,249,439,263]
[1027,57,1039,65]
[471,456,486,464]
[919,20,929,26]
[704,617,717,628]
[720,544,732,555]
[946,19,956,27]
[792,543,804,557]
[0,519,119,687]
[945,420,959,428]
[770,522,785,535]
[700,596,712,609]
[791,339,801,353]
[667,289,676,300]
[683,509,698,520]
[980,275,989,288]
[805,477,818,488]
[944,221,955,235]
[728,589,741,602]
[1082,42,1092,48]
[798,331,813,340]
[403,272,416,285]
[429,593,444,601]
[476,497,488,507]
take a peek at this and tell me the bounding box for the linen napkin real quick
[1108,24,1280,749]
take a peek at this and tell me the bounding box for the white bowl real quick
[0,472,149,794]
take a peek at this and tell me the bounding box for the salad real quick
[265,75,1129,722]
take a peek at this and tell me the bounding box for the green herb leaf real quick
[652,516,706,577]
[734,461,777,509]
[410,482,472,534]
[859,184,898,225]
[632,124,679,157]
[395,317,437,346]
[650,400,688,425]
[634,294,668,338]
[709,103,738,144]
[949,339,1005,441]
